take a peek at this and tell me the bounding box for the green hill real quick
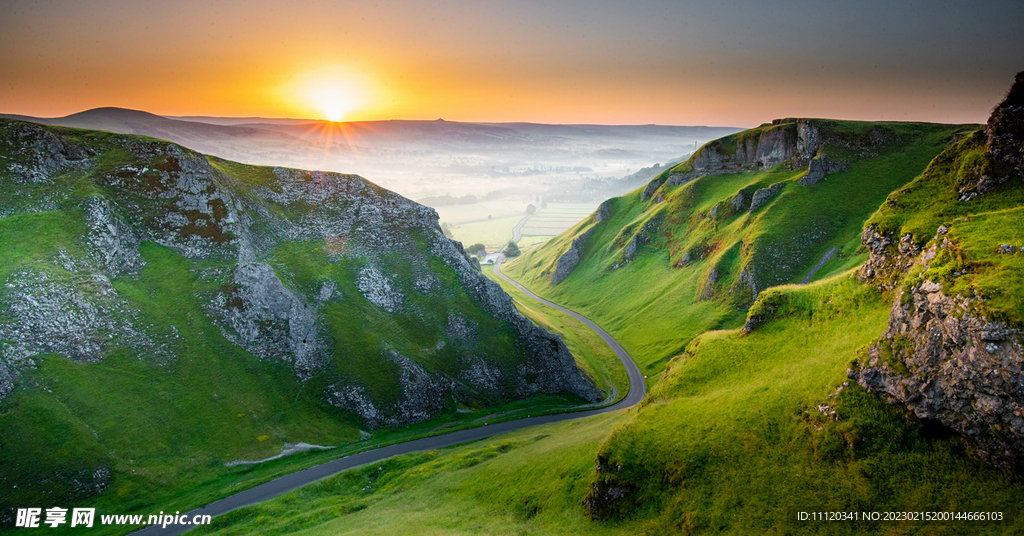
[205,74,1024,535]
[501,118,972,380]
[0,118,599,527]
[6,72,1024,535]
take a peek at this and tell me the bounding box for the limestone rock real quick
[691,119,823,174]
[730,190,749,212]
[985,71,1024,181]
[595,199,614,222]
[0,268,159,397]
[850,279,1024,469]
[798,156,848,186]
[611,216,661,270]
[749,182,785,212]
[640,176,666,201]
[210,262,330,380]
[857,227,921,290]
[552,226,597,284]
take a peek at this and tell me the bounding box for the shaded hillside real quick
[0,118,598,523]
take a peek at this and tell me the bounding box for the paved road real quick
[492,255,645,408]
[134,258,644,535]
[510,211,535,243]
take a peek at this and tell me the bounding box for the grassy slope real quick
[8,118,1021,534]
[207,120,1024,535]
[482,265,627,402]
[0,122,594,533]
[502,121,969,380]
[192,411,640,536]
[590,273,1024,534]
[583,124,1024,533]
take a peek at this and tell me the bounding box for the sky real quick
[2,0,1023,126]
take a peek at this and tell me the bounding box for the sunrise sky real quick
[2,0,1022,126]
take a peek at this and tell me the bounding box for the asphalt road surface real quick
[510,211,535,242]
[134,256,645,536]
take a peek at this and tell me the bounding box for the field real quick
[433,201,598,251]
[520,203,599,237]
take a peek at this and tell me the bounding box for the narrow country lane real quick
[135,239,644,536]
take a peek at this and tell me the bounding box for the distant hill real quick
[244,118,740,152]
[0,107,318,162]
[0,108,742,203]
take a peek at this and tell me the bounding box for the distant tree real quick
[541,200,548,209]
[488,215,492,220]
[440,222,454,239]
[504,241,521,257]
[467,243,487,256]
[526,204,536,214]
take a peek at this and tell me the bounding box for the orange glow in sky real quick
[287,67,376,122]
[1,0,1021,125]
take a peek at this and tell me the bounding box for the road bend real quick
[135,255,644,536]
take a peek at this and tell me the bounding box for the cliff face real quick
[850,72,1024,469]
[853,274,1024,469]
[852,227,1024,469]
[0,119,600,428]
[551,225,597,284]
[690,118,823,174]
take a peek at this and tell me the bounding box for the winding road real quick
[135,247,644,536]
[510,211,535,243]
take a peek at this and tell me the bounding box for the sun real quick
[308,81,360,122]
[285,65,380,122]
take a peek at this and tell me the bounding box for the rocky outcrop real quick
[0,268,163,398]
[849,276,1024,469]
[83,197,145,276]
[0,120,94,185]
[610,216,662,270]
[595,199,614,222]
[742,287,786,333]
[665,171,698,188]
[730,190,750,211]
[858,226,924,291]
[798,156,848,186]
[748,182,785,212]
[690,118,823,174]
[327,351,457,429]
[849,75,1024,469]
[584,453,637,520]
[983,71,1024,188]
[699,267,719,301]
[210,262,332,380]
[0,118,601,426]
[552,226,597,284]
[641,176,666,201]
[732,264,759,304]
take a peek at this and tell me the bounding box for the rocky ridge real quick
[551,225,598,285]
[851,228,1024,469]
[850,73,1024,469]
[0,118,600,427]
